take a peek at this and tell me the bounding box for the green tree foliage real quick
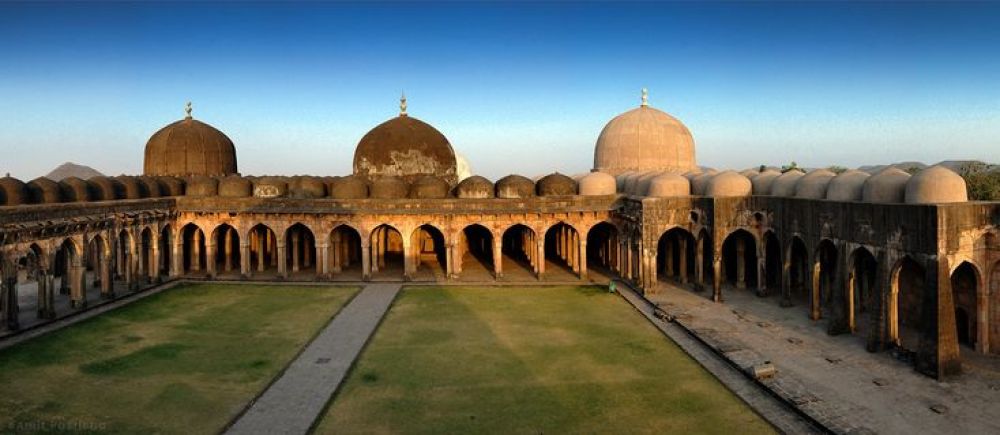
[827,165,847,175]
[958,162,1000,201]
[781,161,799,173]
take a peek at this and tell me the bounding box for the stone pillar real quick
[679,237,688,284]
[191,231,202,272]
[40,272,56,319]
[579,238,588,280]
[137,238,146,281]
[371,230,381,274]
[277,243,287,279]
[256,230,265,272]
[291,231,301,273]
[712,249,722,303]
[493,236,503,280]
[100,251,113,298]
[240,241,251,278]
[268,230,277,268]
[570,231,579,273]
[224,228,233,272]
[206,242,217,279]
[361,241,372,281]
[1,273,18,331]
[170,238,182,277]
[332,233,342,273]
[317,243,328,279]
[403,240,415,281]
[304,235,312,269]
[71,260,86,308]
[150,237,161,283]
[378,230,387,269]
[536,235,546,279]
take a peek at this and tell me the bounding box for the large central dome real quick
[594,90,696,175]
[144,103,237,177]
[353,95,458,185]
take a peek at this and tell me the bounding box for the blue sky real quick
[1,2,998,180]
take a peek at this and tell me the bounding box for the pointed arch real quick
[370,224,404,279]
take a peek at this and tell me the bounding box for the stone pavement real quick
[644,281,1000,435]
[225,283,402,435]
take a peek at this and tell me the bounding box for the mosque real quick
[0,90,994,381]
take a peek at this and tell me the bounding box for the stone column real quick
[268,230,277,268]
[304,236,312,269]
[679,237,688,284]
[150,236,161,283]
[100,251,112,298]
[493,236,503,280]
[319,243,329,279]
[71,259,86,308]
[446,243,455,279]
[191,231,202,272]
[536,235,545,279]
[41,272,56,319]
[277,243,287,279]
[205,242,217,279]
[403,240,415,281]
[332,232,342,273]
[256,230,265,272]
[712,254,723,303]
[291,231,301,273]
[137,237,146,281]
[579,238,588,280]
[736,237,746,289]
[171,238,182,277]
[570,231,579,273]
[371,230,381,273]
[224,228,233,272]
[361,241,372,281]
[1,273,18,331]
[240,241,250,278]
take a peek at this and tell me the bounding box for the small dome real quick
[289,176,326,199]
[690,170,718,196]
[137,176,163,197]
[252,176,288,198]
[455,175,494,199]
[537,172,577,196]
[769,170,805,197]
[683,169,705,180]
[185,176,218,197]
[739,169,759,178]
[751,170,781,195]
[794,169,836,199]
[706,171,751,197]
[27,177,62,204]
[615,171,636,192]
[59,177,91,202]
[115,176,146,199]
[143,108,237,177]
[648,173,690,197]
[826,170,870,202]
[157,176,185,196]
[369,176,410,199]
[594,97,696,175]
[633,171,665,196]
[218,176,252,198]
[496,175,535,199]
[622,172,648,194]
[354,112,458,184]
[328,175,369,199]
[88,176,121,201]
[578,172,616,196]
[410,176,451,199]
[905,165,968,204]
[863,168,911,203]
[0,175,28,206]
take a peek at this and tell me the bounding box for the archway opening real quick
[892,256,925,351]
[991,260,1000,354]
[412,224,447,279]
[285,223,317,278]
[814,240,839,320]
[328,225,363,280]
[587,222,618,279]
[763,232,781,294]
[140,227,155,283]
[850,247,878,339]
[789,237,809,306]
[458,224,494,279]
[212,224,240,278]
[657,228,695,286]
[181,224,206,275]
[248,224,279,277]
[54,239,84,308]
[85,235,107,294]
[951,261,978,349]
[370,225,404,279]
[115,229,135,290]
[501,224,537,279]
[721,230,757,289]
[158,225,172,276]
[544,222,580,279]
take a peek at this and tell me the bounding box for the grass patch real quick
[0,283,357,434]
[317,286,774,434]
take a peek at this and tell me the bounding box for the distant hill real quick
[44,162,104,181]
[857,160,994,174]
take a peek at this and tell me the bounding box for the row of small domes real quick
[596,165,968,204]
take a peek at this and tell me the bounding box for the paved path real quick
[226,283,401,435]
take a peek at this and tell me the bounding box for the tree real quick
[781,161,799,173]
[827,165,847,175]
[959,162,1000,201]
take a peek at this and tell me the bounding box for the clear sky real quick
[1,2,998,180]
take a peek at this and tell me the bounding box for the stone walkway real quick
[225,283,402,435]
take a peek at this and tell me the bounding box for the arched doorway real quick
[586,222,618,280]
[159,224,172,277]
[86,234,110,297]
[788,237,810,307]
[892,256,925,351]
[212,224,240,278]
[458,224,495,279]
[763,232,781,295]
[657,228,695,286]
[543,222,581,279]
[140,227,155,283]
[721,230,757,290]
[813,240,839,321]
[116,229,135,290]
[181,223,206,275]
[248,224,279,278]
[951,261,979,349]
[285,223,317,279]
[850,247,878,340]
[329,225,363,280]
[370,225,404,279]
[412,224,447,280]
[501,224,537,280]
[55,238,85,308]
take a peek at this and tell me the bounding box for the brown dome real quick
[328,175,369,199]
[496,175,535,199]
[905,165,968,204]
[115,176,146,199]
[536,172,577,196]
[289,176,326,199]
[252,176,288,198]
[157,176,185,196]
[137,176,163,197]
[826,170,870,202]
[185,176,218,197]
[594,93,696,175]
[455,176,494,199]
[578,172,616,196]
[369,176,410,199]
[794,169,836,199]
[0,176,28,206]
[751,170,781,195]
[27,177,62,204]
[354,109,457,184]
[218,176,252,198]
[862,168,910,203]
[410,176,451,199]
[705,171,751,197]
[143,108,237,177]
[648,173,690,197]
[59,177,91,202]
[88,176,121,201]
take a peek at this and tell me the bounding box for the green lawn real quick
[0,283,357,434]
[318,286,774,434]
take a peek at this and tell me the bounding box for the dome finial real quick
[185,101,193,119]
[399,91,408,117]
[641,88,648,107]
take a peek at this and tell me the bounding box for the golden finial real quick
[185,101,193,119]
[399,92,407,117]
[641,88,648,107]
